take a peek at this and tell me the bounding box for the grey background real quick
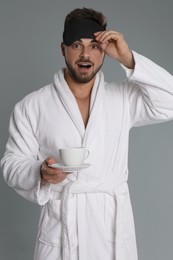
[0,0,173,259]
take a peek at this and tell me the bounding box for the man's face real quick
[62,38,105,84]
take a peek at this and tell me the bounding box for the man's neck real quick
[64,70,95,100]
[64,69,94,127]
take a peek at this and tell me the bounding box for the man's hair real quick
[64,7,107,31]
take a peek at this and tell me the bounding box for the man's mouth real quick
[77,62,92,69]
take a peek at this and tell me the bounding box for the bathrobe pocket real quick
[104,189,133,242]
[39,195,78,248]
[39,199,62,246]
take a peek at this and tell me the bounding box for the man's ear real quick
[61,42,65,56]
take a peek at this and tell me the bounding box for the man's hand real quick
[94,30,135,69]
[40,157,67,185]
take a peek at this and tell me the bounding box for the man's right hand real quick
[40,157,67,185]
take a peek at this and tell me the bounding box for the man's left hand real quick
[94,30,135,69]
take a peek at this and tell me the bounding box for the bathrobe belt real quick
[52,175,128,260]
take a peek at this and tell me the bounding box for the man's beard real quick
[64,58,103,84]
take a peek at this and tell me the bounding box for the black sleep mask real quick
[63,19,104,46]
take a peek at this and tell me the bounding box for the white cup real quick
[59,147,90,166]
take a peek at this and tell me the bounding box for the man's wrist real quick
[121,51,135,69]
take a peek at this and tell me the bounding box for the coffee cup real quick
[59,147,90,166]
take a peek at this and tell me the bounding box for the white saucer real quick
[48,163,91,172]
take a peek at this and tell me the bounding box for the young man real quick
[1,7,173,260]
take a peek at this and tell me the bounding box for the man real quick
[1,7,173,260]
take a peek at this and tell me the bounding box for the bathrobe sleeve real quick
[1,101,51,205]
[125,51,173,127]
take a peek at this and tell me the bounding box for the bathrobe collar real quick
[53,69,105,146]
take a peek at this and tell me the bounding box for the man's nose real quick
[79,46,90,59]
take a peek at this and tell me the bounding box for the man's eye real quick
[72,43,82,49]
[91,44,99,49]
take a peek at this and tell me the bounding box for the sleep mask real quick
[63,19,104,46]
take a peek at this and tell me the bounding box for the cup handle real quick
[84,149,90,159]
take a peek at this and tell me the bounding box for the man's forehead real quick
[73,38,98,43]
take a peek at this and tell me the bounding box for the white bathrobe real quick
[1,51,173,260]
